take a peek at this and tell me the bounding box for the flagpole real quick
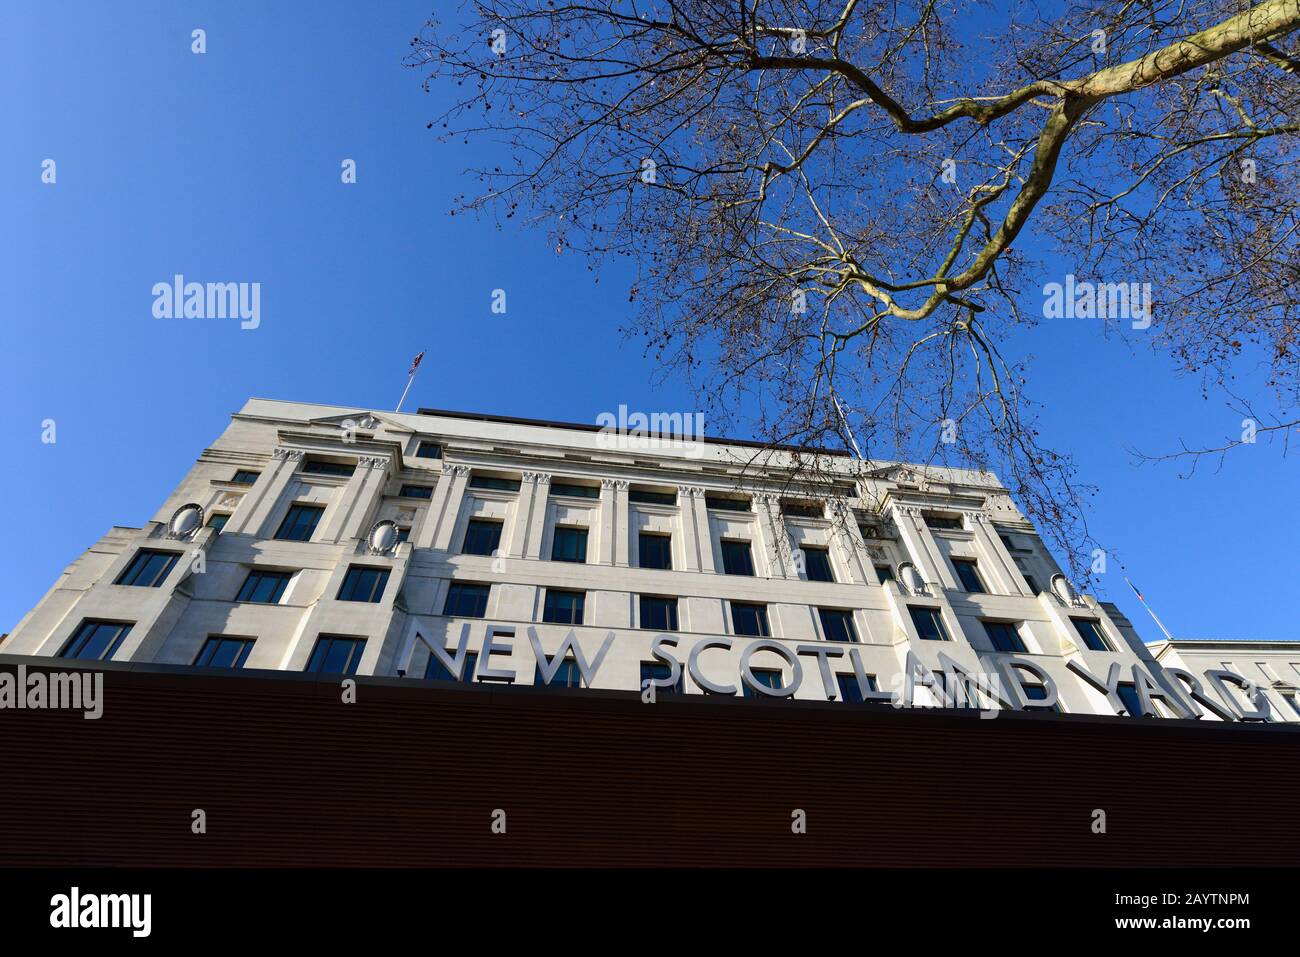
[395,373,416,413]
[1124,577,1176,643]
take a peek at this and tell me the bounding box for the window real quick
[395,526,411,543]
[837,673,880,705]
[1022,683,1060,712]
[983,621,1026,653]
[115,550,180,588]
[550,482,599,499]
[629,488,676,506]
[236,569,292,604]
[232,470,260,485]
[426,651,477,682]
[1115,682,1144,717]
[909,606,950,641]
[705,494,751,512]
[536,657,583,689]
[1286,695,1300,719]
[399,484,433,499]
[639,596,679,631]
[817,608,858,643]
[207,513,230,532]
[999,533,1016,551]
[305,635,367,675]
[744,668,783,699]
[1023,574,1041,595]
[59,620,132,661]
[415,441,442,459]
[640,661,683,694]
[801,546,835,582]
[337,566,390,603]
[951,559,986,593]
[731,602,770,638]
[551,526,589,563]
[1071,618,1113,652]
[781,501,824,519]
[194,637,255,669]
[275,504,324,541]
[924,513,964,531]
[720,539,755,576]
[444,582,490,618]
[638,533,672,570]
[874,564,895,585]
[462,519,503,556]
[302,459,355,477]
[543,590,585,625]
[470,475,521,492]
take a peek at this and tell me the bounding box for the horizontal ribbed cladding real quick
[0,661,1296,867]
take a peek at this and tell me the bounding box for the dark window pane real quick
[275,504,324,541]
[744,668,783,699]
[731,602,770,637]
[817,608,857,643]
[399,484,433,499]
[337,566,390,603]
[535,657,583,688]
[306,636,366,675]
[426,650,477,681]
[802,547,835,582]
[705,495,751,512]
[59,620,132,661]
[395,526,411,543]
[444,583,490,618]
[1023,574,1041,595]
[236,570,292,604]
[781,501,824,519]
[550,483,600,499]
[629,489,677,506]
[115,550,180,587]
[469,476,521,492]
[874,564,895,584]
[983,621,1026,653]
[1072,618,1112,652]
[207,513,230,531]
[638,533,672,570]
[924,514,964,530]
[551,527,588,563]
[232,470,260,485]
[416,441,442,459]
[302,459,355,477]
[543,590,585,625]
[639,596,679,631]
[194,637,254,669]
[462,519,503,556]
[640,661,683,694]
[952,559,986,593]
[720,540,755,576]
[1116,683,1144,716]
[837,673,880,704]
[909,606,949,641]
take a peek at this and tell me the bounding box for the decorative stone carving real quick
[677,485,704,497]
[445,464,470,477]
[358,455,389,470]
[271,447,304,461]
[367,520,399,555]
[167,503,205,540]
[217,492,243,508]
[523,471,551,483]
[601,478,629,490]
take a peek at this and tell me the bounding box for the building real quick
[3,397,1295,723]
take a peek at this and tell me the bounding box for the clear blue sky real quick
[3,0,1294,640]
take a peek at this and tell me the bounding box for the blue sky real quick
[3,0,1294,640]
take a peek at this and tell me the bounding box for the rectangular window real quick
[983,621,1026,653]
[302,458,355,477]
[232,470,260,485]
[1023,574,1041,595]
[337,566,390,603]
[207,513,230,532]
[817,608,858,643]
[399,484,433,499]
[115,549,180,588]
[731,602,770,638]
[550,482,600,499]
[720,539,755,576]
[640,661,683,694]
[1022,683,1061,712]
[444,582,490,618]
[638,532,672,570]
[801,546,835,582]
[1286,695,1300,719]
[543,590,585,625]
[1072,618,1113,652]
[462,519,503,556]
[535,657,583,688]
[275,504,324,541]
[1115,682,1144,717]
[415,441,442,459]
[781,501,824,519]
[426,651,477,682]
[236,569,292,604]
[951,559,986,593]
[639,596,679,631]
[306,635,366,675]
[874,564,895,584]
[705,494,751,512]
[629,488,677,506]
[469,475,521,492]
[551,526,588,563]
[395,526,411,543]
[194,636,255,669]
[744,668,783,699]
[909,606,950,641]
[59,620,133,661]
[836,672,880,705]
[924,513,964,531]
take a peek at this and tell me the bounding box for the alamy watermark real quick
[1043,274,1152,329]
[152,274,260,330]
[595,404,707,458]
[0,665,103,719]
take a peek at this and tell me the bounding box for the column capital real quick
[271,447,303,461]
[524,471,551,484]
[677,484,704,498]
[601,478,628,490]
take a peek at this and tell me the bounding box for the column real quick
[613,480,631,566]
[754,493,792,579]
[691,487,716,573]
[598,478,618,565]
[677,485,704,572]
[337,456,393,542]
[831,500,870,585]
[411,469,450,549]
[891,505,949,591]
[229,447,302,536]
[513,472,550,559]
[967,510,1029,595]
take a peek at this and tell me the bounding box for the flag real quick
[407,351,425,377]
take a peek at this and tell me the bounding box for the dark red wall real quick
[1,658,1295,867]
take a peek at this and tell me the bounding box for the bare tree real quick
[408,0,1300,576]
